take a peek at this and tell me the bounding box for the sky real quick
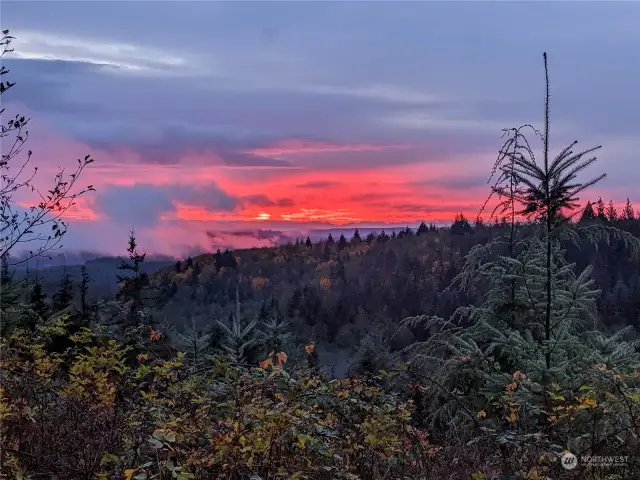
[2,1,640,257]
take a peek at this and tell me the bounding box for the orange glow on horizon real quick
[17,117,635,255]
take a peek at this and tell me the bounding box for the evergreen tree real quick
[399,226,413,238]
[173,318,212,371]
[416,221,428,235]
[213,249,222,271]
[1,252,10,285]
[606,200,618,222]
[365,232,376,244]
[621,198,635,220]
[596,197,606,220]
[352,229,361,244]
[216,287,258,366]
[451,213,472,235]
[322,241,331,260]
[403,53,640,467]
[189,260,202,286]
[0,252,20,332]
[79,265,90,320]
[579,201,596,222]
[220,250,238,270]
[337,233,348,251]
[29,276,49,324]
[260,301,291,361]
[288,288,302,318]
[306,342,320,371]
[115,231,150,331]
[305,236,312,248]
[51,271,74,312]
[332,259,347,282]
[326,234,335,245]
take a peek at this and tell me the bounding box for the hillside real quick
[149,215,640,376]
[13,255,175,301]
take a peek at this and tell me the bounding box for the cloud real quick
[280,209,362,224]
[298,84,448,106]
[349,192,405,203]
[379,111,514,134]
[10,29,197,77]
[241,194,295,208]
[94,184,239,228]
[410,174,491,191]
[94,185,176,228]
[205,229,297,250]
[296,180,342,189]
[245,138,410,157]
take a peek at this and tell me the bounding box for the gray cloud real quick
[95,183,239,228]
[204,229,297,250]
[95,185,175,228]
[241,195,295,208]
[226,229,286,240]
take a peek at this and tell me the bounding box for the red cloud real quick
[12,110,633,255]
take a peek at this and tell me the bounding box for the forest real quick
[2,30,640,480]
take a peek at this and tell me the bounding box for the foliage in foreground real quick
[2,316,639,480]
[0,320,438,480]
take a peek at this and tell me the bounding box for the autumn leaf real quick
[304,343,315,353]
[526,467,541,480]
[505,409,517,423]
[149,328,161,342]
[512,370,527,381]
[319,276,331,290]
[577,394,597,410]
[549,392,565,402]
[259,357,273,369]
[276,351,288,366]
[477,410,487,418]
[124,469,137,480]
[136,353,149,362]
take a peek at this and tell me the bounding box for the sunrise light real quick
[254,212,271,220]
